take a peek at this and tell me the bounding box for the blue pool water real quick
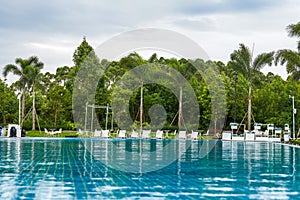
[0,138,299,199]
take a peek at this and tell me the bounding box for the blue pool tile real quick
[0,139,300,199]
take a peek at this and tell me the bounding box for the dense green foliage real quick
[2,22,300,134]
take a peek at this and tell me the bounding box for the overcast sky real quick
[1,0,300,80]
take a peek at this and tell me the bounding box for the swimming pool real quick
[0,138,299,199]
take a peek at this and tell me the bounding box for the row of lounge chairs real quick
[222,129,283,142]
[44,128,62,136]
[86,129,202,140]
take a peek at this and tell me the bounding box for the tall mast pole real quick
[140,82,143,133]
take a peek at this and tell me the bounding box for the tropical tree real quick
[275,21,300,80]
[41,83,66,127]
[73,37,94,68]
[55,66,71,85]
[26,62,44,130]
[0,79,18,124]
[72,37,104,130]
[228,44,274,130]
[3,56,44,129]
[287,22,300,51]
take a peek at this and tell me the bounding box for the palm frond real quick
[15,58,27,70]
[3,64,21,77]
[237,44,252,69]
[28,56,44,70]
[252,51,274,71]
[228,43,252,79]
[291,70,300,80]
[287,22,300,38]
[275,49,300,74]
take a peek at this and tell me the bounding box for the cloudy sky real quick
[1,0,300,80]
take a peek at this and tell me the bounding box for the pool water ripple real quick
[0,138,300,199]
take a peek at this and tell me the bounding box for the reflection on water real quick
[221,141,299,199]
[0,138,299,199]
[86,139,219,173]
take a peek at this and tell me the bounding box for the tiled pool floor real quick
[0,138,300,199]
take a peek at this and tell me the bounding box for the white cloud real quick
[0,0,299,81]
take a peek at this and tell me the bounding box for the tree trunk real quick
[248,85,252,131]
[214,113,217,135]
[3,115,6,125]
[21,89,25,129]
[32,89,35,130]
[54,107,59,128]
[117,112,120,128]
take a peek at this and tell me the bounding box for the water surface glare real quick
[0,138,299,199]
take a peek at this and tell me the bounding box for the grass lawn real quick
[288,139,300,146]
[26,130,78,137]
[18,130,216,140]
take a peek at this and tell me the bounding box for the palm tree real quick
[3,56,43,129]
[275,21,300,80]
[287,22,300,51]
[228,44,274,131]
[27,63,44,130]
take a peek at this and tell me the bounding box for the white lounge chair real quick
[264,130,269,137]
[45,128,56,136]
[191,131,198,140]
[245,131,255,141]
[141,130,151,139]
[118,130,126,138]
[78,129,85,136]
[253,129,262,137]
[53,128,62,134]
[94,129,101,137]
[102,130,109,138]
[173,130,177,137]
[178,131,187,139]
[50,131,58,137]
[205,130,209,136]
[155,130,163,139]
[222,131,232,140]
[131,130,139,138]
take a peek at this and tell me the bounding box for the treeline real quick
[1,21,300,132]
